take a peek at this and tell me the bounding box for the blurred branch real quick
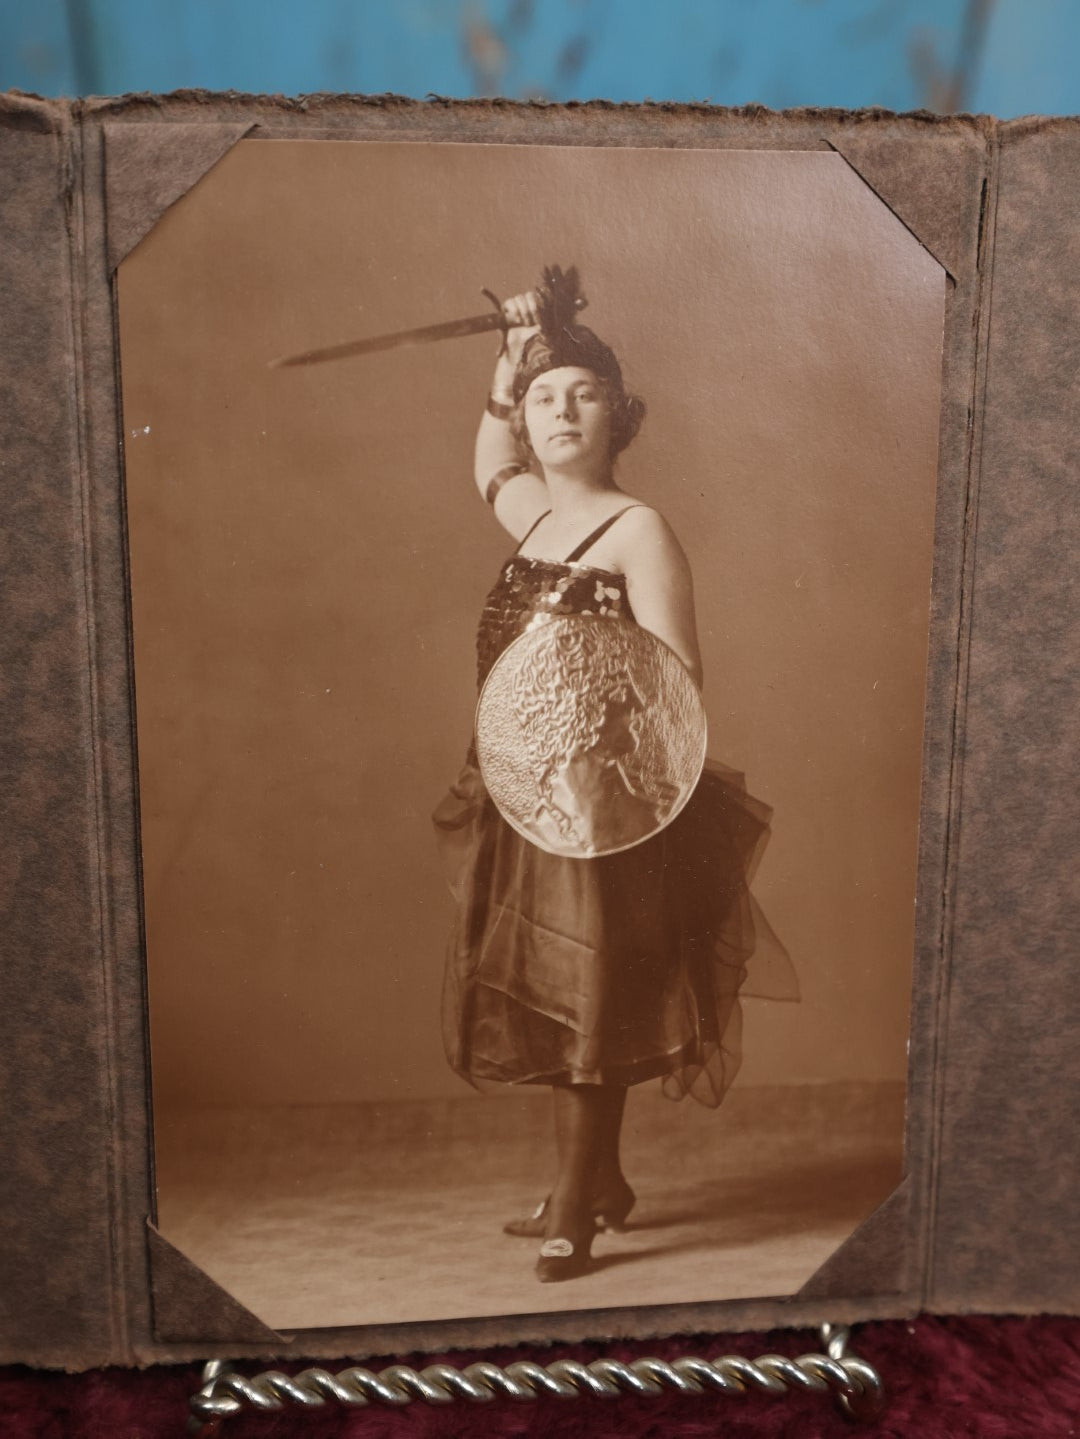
[64,0,102,97]
[911,0,995,112]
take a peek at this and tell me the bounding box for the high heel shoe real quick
[535,1220,597,1283]
[593,1179,636,1234]
[503,1195,553,1238]
[504,1182,635,1238]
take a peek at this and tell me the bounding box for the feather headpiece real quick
[512,264,626,403]
[535,264,586,341]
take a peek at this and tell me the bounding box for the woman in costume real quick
[434,269,791,1283]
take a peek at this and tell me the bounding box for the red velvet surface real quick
[3,1317,1078,1438]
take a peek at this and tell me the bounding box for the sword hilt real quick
[480,280,588,358]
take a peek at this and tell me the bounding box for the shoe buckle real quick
[539,1237,574,1259]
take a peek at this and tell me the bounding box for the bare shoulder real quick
[613,505,692,574]
[611,503,701,682]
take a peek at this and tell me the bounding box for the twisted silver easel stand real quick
[187,1323,885,1433]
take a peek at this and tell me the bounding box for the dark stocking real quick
[546,1084,631,1240]
[591,1085,630,1208]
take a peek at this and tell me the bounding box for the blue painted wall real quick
[1,0,1076,115]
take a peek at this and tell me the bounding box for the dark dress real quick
[434,511,795,1108]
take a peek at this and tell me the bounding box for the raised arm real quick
[611,507,704,688]
[474,291,550,540]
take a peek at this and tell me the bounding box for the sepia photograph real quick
[116,136,946,1333]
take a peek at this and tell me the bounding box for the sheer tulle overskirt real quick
[434,756,796,1109]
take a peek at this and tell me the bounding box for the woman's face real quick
[523,366,612,472]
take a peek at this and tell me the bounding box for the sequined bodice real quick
[476,555,634,690]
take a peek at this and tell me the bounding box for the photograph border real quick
[81,97,988,1364]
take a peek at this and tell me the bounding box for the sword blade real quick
[270,310,505,368]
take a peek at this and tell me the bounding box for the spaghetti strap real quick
[514,510,551,554]
[564,504,646,563]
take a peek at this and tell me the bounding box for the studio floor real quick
[154,1079,904,1333]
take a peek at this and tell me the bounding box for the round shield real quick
[475,615,707,858]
